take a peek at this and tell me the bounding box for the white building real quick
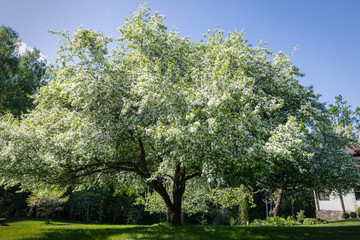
[315,188,360,220]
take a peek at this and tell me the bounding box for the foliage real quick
[0,186,29,215]
[251,216,326,226]
[27,189,69,223]
[265,216,287,226]
[356,207,360,217]
[264,115,359,194]
[210,185,253,225]
[229,217,237,226]
[211,186,252,209]
[135,185,168,215]
[0,25,47,117]
[342,212,350,219]
[303,218,327,225]
[350,212,357,218]
[1,4,359,225]
[252,216,297,226]
[328,94,360,129]
[296,209,306,223]
[238,196,249,225]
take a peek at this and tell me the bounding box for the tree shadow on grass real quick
[5,216,88,226]
[19,224,360,240]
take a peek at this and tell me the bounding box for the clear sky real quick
[1,0,360,108]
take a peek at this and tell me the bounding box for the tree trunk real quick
[216,204,220,225]
[150,163,186,226]
[314,191,320,211]
[166,207,170,223]
[112,211,118,224]
[135,204,144,225]
[168,175,184,226]
[265,191,269,218]
[339,192,345,212]
[273,189,284,217]
[222,206,225,225]
[86,201,91,223]
[69,208,73,220]
[167,204,182,226]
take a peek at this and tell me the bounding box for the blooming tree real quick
[263,116,359,215]
[1,5,358,225]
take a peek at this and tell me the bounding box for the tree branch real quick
[183,171,202,182]
[137,135,150,178]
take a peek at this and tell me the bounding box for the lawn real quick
[1,217,360,240]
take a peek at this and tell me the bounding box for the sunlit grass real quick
[1,217,360,240]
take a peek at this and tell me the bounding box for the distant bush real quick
[356,207,360,217]
[229,217,238,226]
[250,216,327,226]
[342,212,350,219]
[303,218,327,225]
[250,217,287,226]
[350,212,357,218]
[250,219,265,226]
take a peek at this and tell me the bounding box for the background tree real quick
[262,94,360,216]
[0,26,47,220]
[1,5,358,226]
[0,185,29,216]
[210,186,252,225]
[323,95,360,212]
[262,116,359,216]
[328,94,360,129]
[0,25,47,117]
[27,189,69,223]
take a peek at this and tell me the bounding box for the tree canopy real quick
[0,25,47,117]
[0,5,358,225]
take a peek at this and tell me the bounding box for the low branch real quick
[183,171,201,182]
[137,136,150,178]
[150,179,173,209]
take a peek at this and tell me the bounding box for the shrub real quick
[266,216,287,226]
[303,218,317,225]
[317,218,328,224]
[350,212,357,218]
[303,218,327,225]
[342,212,350,219]
[250,217,325,226]
[229,217,238,226]
[286,215,295,221]
[356,207,360,217]
[250,219,264,226]
[296,210,306,223]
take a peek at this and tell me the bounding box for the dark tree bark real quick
[135,204,144,225]
[168,163,186,226]
[69,208,73,220]
[148,163,189,226]
[86,201,91,223]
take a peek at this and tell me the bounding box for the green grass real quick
[1,217,360,240]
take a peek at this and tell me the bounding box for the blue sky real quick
[1,0,360,108]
